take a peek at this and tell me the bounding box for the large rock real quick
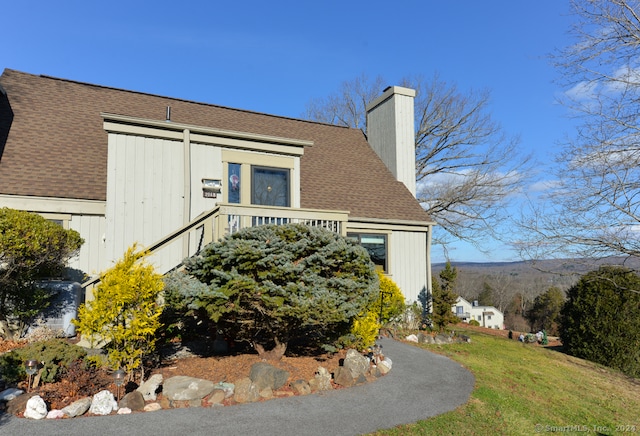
[119,390,145,411]
[343,349,370,379]
[333,366,354,387]
[378,358,392,375]
[61,397,92,418]
[249,362,290,390]
[24,395,48,420]
[89,390,117,415]
[313,366,333,391]
[163,376,216,401]
[290,380,311,395]
[137,373,163,401]
[233,377,260,403]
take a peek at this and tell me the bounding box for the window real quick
[228,163,241,204]
[456,306,464,314]
[252,166,290,207]
[347,233,387,272]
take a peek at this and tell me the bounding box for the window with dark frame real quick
[347,232,388,272]
[251,166,290,207]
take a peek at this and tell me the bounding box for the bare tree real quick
[305,74,531,251]
[518,0,640,262]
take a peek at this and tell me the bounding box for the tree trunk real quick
[254,338,287,361]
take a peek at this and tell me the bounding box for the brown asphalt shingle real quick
[0,69,432,223]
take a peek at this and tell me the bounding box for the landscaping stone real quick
[213,381,235,398]
[89,390,117,416]
[24,395,48,419]
[119,390,145,411]
[434,333,453,344]
[204,389,226,406]
[405,334,419,342]
[163,375,216,401]
[343,349,370,379]
[312,366,333,391]
[143,402,162,412]
[0,388,24,401]
[378,358,392,375]
[333,366,354,387]
[61,397,92,418]
[290,379,311,395]
[117,407,132,414]
[418,332,434,344]
[46,409,66,419]
[249,362,290,390]
[233,377,260,403]
[137,373,163,401]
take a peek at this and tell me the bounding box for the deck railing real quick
[81,204,349,295]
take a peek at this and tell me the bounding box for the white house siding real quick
[105,133,185,274]
[190,143,222,220]
[68,214,106,277]
[389,230,427,303]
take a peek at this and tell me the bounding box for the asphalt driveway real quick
[0,337,475,436]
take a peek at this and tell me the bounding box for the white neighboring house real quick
[453,296,504,329]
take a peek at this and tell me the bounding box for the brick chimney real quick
[366,86,417,197]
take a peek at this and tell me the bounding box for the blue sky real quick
[2,1,576,263]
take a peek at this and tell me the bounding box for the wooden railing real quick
[81,204,349,295]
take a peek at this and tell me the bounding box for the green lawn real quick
[375,325,640,435]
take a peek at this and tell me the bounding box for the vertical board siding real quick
[389,230,427,303]
[106,134,184,272]
[68,214,106,277]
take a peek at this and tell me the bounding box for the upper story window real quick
[228,163,241,204]
[251,166,290,207]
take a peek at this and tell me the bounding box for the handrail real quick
[80,207,221,290]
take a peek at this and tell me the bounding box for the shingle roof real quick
[0,69,432,223]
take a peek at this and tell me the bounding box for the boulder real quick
[143,402,162,412]
[204,389,226,406]
[333,366,354,387]
[89,390,117,416]
[249,362,290,390]
[46,409,66,419]
[24,395,48,420]
[434,333,453,344]
[163,376,216,401]
[61,397,92,418]
[137,373,163,401]
[117,407,132,415]
[343,349,370,379]
[119,390,145,411]
[290,380,311,395]
[233,377,260,403]
[313,366,333,391]
[378,358,392,375]
[418,332,434,344]
[405,334,419,342]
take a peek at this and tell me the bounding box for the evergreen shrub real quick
[0,338,87,384]
[561,265,640,378]
[184,224,379,358]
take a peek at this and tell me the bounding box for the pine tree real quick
[432,261,459,331]
[184,224,378,360]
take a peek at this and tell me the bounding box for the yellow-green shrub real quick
[351,310,381,350]
[74,245,163,381]
[371,271,406,324]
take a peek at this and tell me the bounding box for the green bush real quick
[561,266,640,378]
[0,339,87,384]
[469,319,480,326]
[0,208,84,339]
[184,224,379,359]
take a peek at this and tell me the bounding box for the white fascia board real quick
[102,113,311,156]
